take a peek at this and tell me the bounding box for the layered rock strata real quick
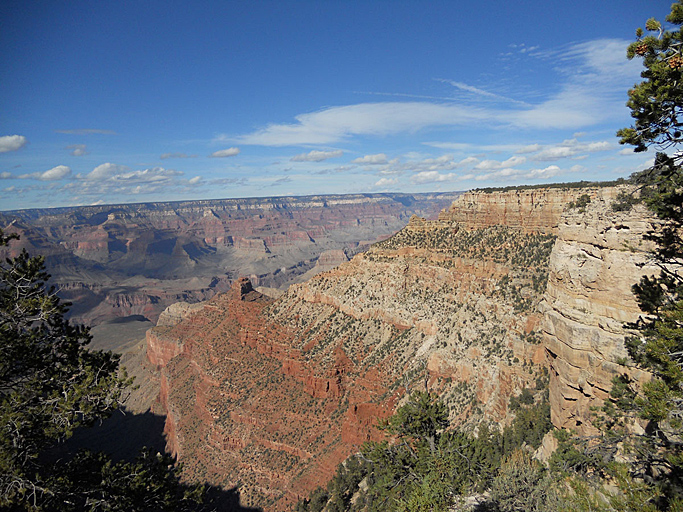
[0,192,458,331]
[150,210,556,509]
[148,184,661,509]
[540,188,656,434]
[442,187,602,233]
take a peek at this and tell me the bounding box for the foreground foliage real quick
[0,230,209,511]
[296,391,553,512]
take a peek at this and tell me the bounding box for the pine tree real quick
[0,230,208,511]
[609,1,683,508]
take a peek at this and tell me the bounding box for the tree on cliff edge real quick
[608,1,683,508]
[0,229,207,511]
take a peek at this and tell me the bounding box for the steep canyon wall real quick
[146,185,658,510]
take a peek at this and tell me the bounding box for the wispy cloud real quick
[66,144,88,156]
[161,152,197,159]
[0,135,28,153]
[354,91,458,102]
[55,129,117,135]
[438,79,530,106]
[210,147,240,158]
[227,102,487,146]
[225,39,639,147]
[291,149,343,162]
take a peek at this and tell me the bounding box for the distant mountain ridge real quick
[0,192,460,343]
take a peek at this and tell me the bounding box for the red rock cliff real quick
[149,185,660,510]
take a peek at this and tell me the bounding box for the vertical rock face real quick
[441,188,600,233]
[540,187,656,434]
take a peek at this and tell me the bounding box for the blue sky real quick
[0,0,672,210]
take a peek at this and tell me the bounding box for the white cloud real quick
[65,165,187,200]
[411,171,457,184]
[510,39,640,129]
[188,176,202,185]
[291,149,343,162]
[475,156,526,170]
[210,147,240,158]
[107,167,183,184]
[84,163,129,181]
[618,147,635,155]
[374,177,399,187]
[230,102,487,146]
[531,139,612,161]
[0,135,28,153]
[223,39,640,148]
[352,153,389,165]
[66,144,88,156]
[17,165,72,181]
[473,164,585,182]
[38,165,71,181]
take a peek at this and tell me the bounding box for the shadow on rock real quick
[47,407,263,511]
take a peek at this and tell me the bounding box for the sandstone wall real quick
[540,187,656,433]
[441,187,609,233]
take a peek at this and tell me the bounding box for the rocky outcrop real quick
[149,204,556,509]
[441,187,604,233]
[540,188,656,434]
[156,301,205,327]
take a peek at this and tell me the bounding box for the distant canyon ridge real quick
[0,193,459,350]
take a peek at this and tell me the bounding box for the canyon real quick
[143,184,658,510]
[0,193,458,350]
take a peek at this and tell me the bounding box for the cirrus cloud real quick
[291,149,343,162]
[225,39,639,148]
[228,102,487,146]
